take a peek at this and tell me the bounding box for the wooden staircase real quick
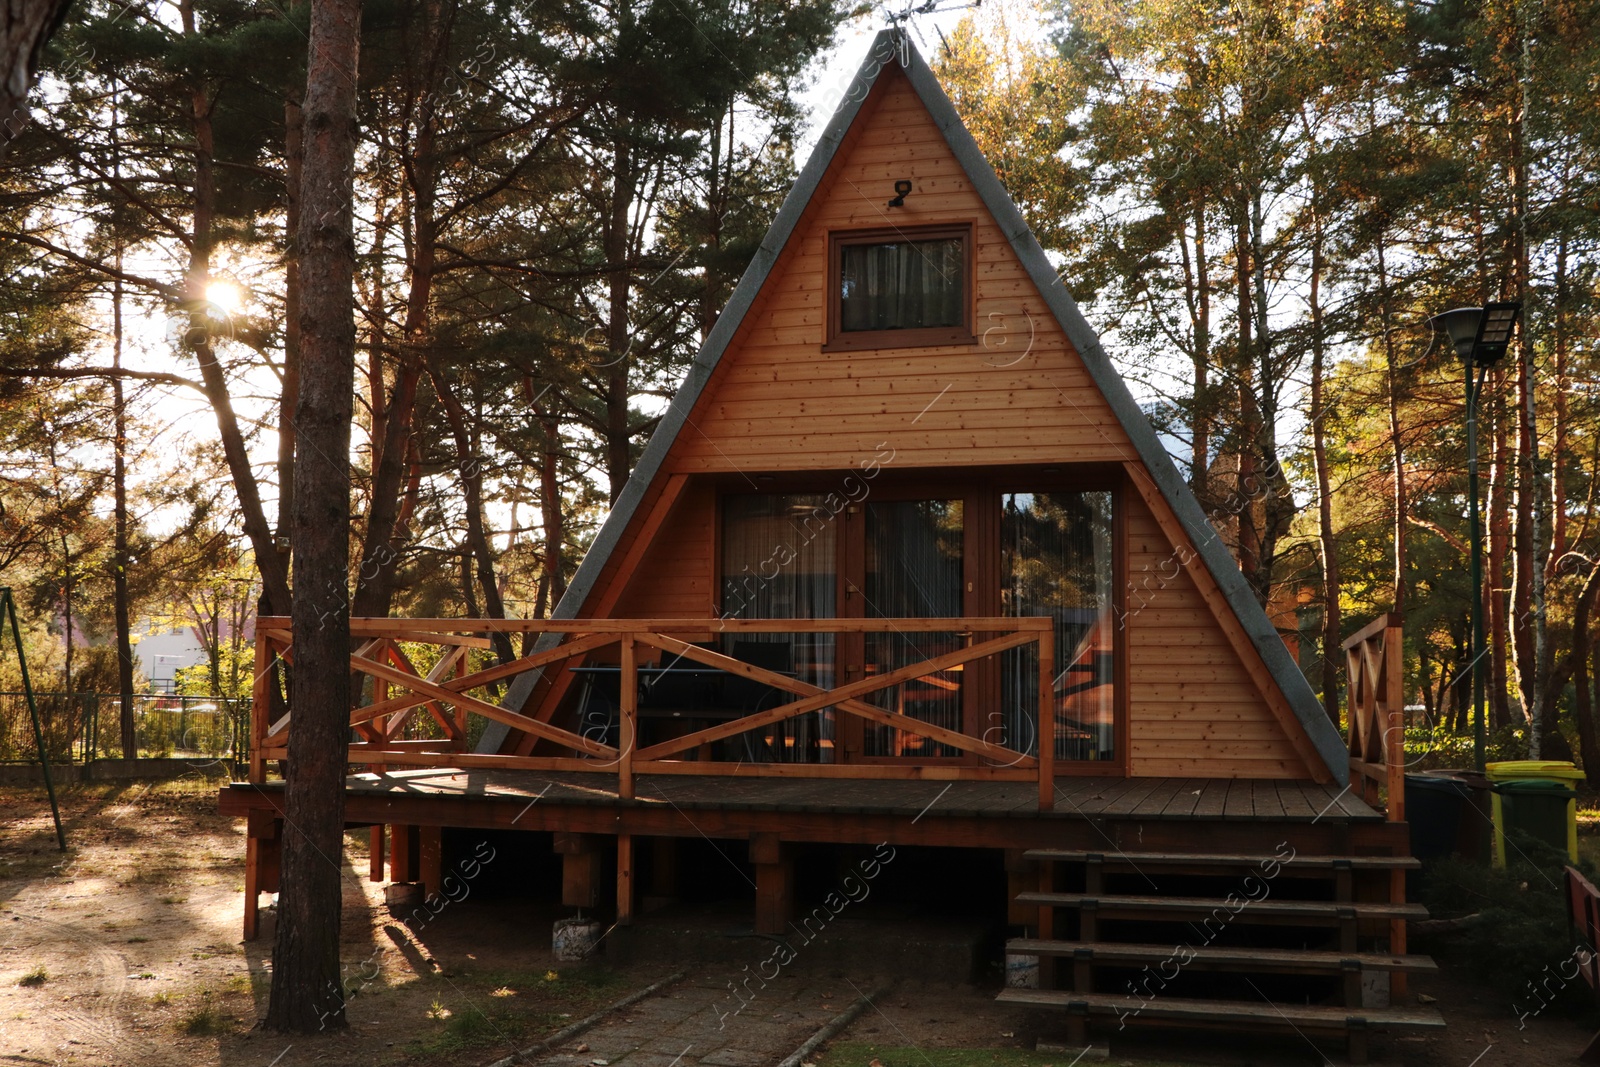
[997,848,1446,1063]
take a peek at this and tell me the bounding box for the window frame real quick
[824,224,976,352]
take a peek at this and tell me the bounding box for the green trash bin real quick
[1491,779,1578,866]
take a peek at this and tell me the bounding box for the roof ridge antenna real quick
[881,0,984,36]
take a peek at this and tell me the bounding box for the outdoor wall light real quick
[887,179,913,207]
[1427,302,1521,366]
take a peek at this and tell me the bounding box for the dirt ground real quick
[0,779,1593,1067]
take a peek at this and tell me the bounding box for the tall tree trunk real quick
[350,4,447,614]
[113,269,134,756]
[279,51,304,554]
[0,0,73,153]
[1308,203,1339,723]
[1191,200,1210,501]
[1488,374,1512,727]
[265,0,361,1033]
[1375,239,1406,611]
[428,363,513,663]
[1550,235,1569,568]
[529,378,565,618]
[1571,559,1600,777]
[110,78,136,758]
[604,134,636,503]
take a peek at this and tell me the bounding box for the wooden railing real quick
[251,616,1060,810]
[1343,612,1404,822]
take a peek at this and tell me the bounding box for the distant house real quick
[133,625,209,693]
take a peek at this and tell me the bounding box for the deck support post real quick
[369,825,385,882]
[618,637,636,801]
[555,832,603,909]
[390,823,419,883]
[419,825,443,898]
[243,811,280,941]
[751,832,793,936]
[616,833,635,925]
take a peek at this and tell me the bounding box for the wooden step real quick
[1023,849,1420,871]
[1014,892,1427,922]
[1004,938,1438,974]
[996,987,1446,1032]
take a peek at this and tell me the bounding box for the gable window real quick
[826,225,974,351]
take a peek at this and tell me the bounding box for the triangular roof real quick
[486,29,1346,782]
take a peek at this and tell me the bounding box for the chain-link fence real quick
[0,692,249,765]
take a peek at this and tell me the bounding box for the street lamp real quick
[1427,302,1521,772]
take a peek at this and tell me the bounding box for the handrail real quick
[1342,611,1404,822]
[249,616,1059,810]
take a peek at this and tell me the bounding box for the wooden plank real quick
[1275,780,1317,819]
[1102,776,1164,817]
[1252,780,1286,819]
[350,655,617,758]
[1021,849,1420,871]
[1013,892,1427,921]
[633,629,1039,763]
[1130,778,1185,818]
[1004,939,1437,973]
[1223,779,1256,819]
[1194,780,1230,817]
[1159,779,1204,818]
[995,989,1445,1031]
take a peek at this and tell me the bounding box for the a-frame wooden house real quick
[229,29,1441,1060]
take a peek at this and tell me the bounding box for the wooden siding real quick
[610,480,716,619]
[665,65,1133,474]
[1123,489,1312,779]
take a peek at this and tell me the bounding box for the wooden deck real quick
[220,771,1394,901]
[315,769,1381,822]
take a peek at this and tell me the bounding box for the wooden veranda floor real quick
[220,771,1389,857]
[320,769,1383,822]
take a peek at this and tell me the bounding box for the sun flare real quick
[204,280,243,316]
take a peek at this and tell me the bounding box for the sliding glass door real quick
[720,494,838,761]
[1000,490,1116,762]
[718,476,1119,768]
[859,499,965,758]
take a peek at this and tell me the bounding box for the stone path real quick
[525,968,850,1067]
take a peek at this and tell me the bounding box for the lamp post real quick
[1427,302,1520,772]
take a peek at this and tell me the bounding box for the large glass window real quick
[861,499,964,757]
[720,494,839,761]
[1000,490,1116,762]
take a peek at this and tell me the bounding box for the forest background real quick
[1,0,1597,773]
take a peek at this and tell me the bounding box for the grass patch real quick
[178,1004,232,1036]
[16,965,47,988]
[408,1002,564,1057]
